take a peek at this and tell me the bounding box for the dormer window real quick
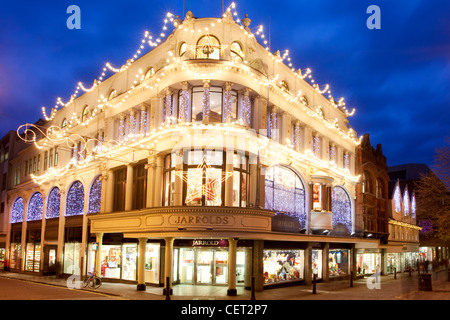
[82,106,89,123]
[179,42,187,57]
[144,67,155,81]
[230,41,243,60]
[195,34,221,59]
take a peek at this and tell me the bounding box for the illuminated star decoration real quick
[187,33,228,58]
[175,156,233,205]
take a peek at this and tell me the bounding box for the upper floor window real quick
[108,90,117,101]
[265,165,306,228]
[88,175,102,214]
[46,187,60,219]
[144,67,155,81]
[393,184,401,213]
[403,189,410,216]
[11,197,24,223]
[331,186,352,234]
[179,42,187,57]
[82,106,89,123]
[376,179,383,198]
[61,118,68,129]
[195,34,221,59]
[281,80,289,91]
[230,41,243,60]
[66,181,84,216]
[27,192,43,221]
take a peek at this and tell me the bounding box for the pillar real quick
[202,79,210,123]
[304,243,312,285]
[224,151,234,206]
[80,185,90,278]
[323,243,330,281]
[40,194,47,272]
[20,197,28,271]
[163,237,174,295]
[125,164,134,211]
[105,170,114,213]
[154,155,163,207]
[227,238,238,296]
[174,150,183,206]
[252,240,264,292]
[137,237,147,291]
[56,189,66,273]
[146,155,156,208]
[92,233,102,274]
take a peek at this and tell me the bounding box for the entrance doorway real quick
[177,247,234,285]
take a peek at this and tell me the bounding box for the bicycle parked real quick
[83,270,102,289]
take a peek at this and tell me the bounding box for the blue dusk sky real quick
[0,0,448,167]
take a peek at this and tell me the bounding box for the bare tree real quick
[415,138,450,241]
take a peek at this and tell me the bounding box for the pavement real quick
[0,268,449,300]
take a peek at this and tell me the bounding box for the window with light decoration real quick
[195,34,221,59]
[411,193,416,219]
[403,189,410,216]
[230,41,244,61]
[66,181,84,216]
[331,186,352,234]
[179,42,187,57]
[393,184,402,213]
[264,165,306,228]
[46,187,60,219]
[27,192,43,221]
[82,106,89,123]
[163,150,248,207]
[191,86,224,122]
[88,175,102,214]
[11,197,24,223]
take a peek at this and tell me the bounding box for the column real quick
[304,243,312,285]
[248,154,257,208]
[323,243,330,281]
[95,233,103,277]
[269,106,278,142]
[321,136,329,162]
[252,240,264,292]
[227,238,238,296]
[304,127,313,154]
[153,155,163,207]
[178,81,190,123]
[118,114,125,143]
[163,87,173,124]
[202,79,210,123]
[125,164,134,211]
[293,121,301,151]
[223,82,233,123]
[56,189,66,274]
[139,103,149,136]
[20,197,28,271]
[224,150,234,206]
[163,237,174,295]
[137,237,147,291]
[40,195,47,271]
[105,170,114,213]
[80,186,89,278]
[145,155,156,208]
[240,87,251,128]
[253,96,267,133]
[173,150,183,206]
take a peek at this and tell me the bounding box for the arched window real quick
[82,106,89,123]
[27,192,43,221]
[61,118,68,129]
[265,165,306,228]
[108,90,116,101]
[411,192,417,219]
[300,95,309,106]
[281,80,289,91]
[11,197,24,223]
[88,176,102,214]
[362,172,371,193]
[403,189,410,216]
[144,67,154,81]
[179,42,187,57]
[46,187,60,219]
[230,41,243,60]
[376,179,383,198]
[331,186,352,234]
[66,181,84,216]
[393,184,401,213]
[195,34,221,59]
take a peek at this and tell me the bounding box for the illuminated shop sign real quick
[170,215,232,225]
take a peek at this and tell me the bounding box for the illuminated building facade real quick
[5,8,380,295]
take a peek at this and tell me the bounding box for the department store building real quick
[5,10,381,295]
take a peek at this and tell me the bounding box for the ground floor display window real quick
[312,250,323,279]
[386,253,398,274]
[176,246,248,286]
[329,249,349,277]
[0,248,4,270]
[145,243,160,284]
[63,242,80,274]
[9,244,21,269]
[26,243,41,272]
[100,245,121,279]
[356,253,380,275]
[405,252,419,271]
[263,250,304,284]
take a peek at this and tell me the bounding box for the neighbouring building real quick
[354,134,390,276]
[4,9,384,296]
[389,164,450,272]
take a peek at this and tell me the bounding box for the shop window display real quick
[101,245,121,279]
[122,244,137,281]
[357,253,380,275]
[312,250,323,279]
[263,250,304,284]
[63,242,80,274]
[9,244,21,269]
[329,249,349,277]
[26,243,41,272]
[145,243,160,284]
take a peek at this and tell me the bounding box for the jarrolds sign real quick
[169,215,233,225]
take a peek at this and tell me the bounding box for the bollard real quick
[350,271,353,287]
[165,276,171,300]
[312,274,317,294]
[250,276,256,300]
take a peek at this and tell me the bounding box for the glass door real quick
[196,249,213,284]
[214,250,228,284]
[180,248,194,284]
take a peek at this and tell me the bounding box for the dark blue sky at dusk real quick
[0,0,448,167]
